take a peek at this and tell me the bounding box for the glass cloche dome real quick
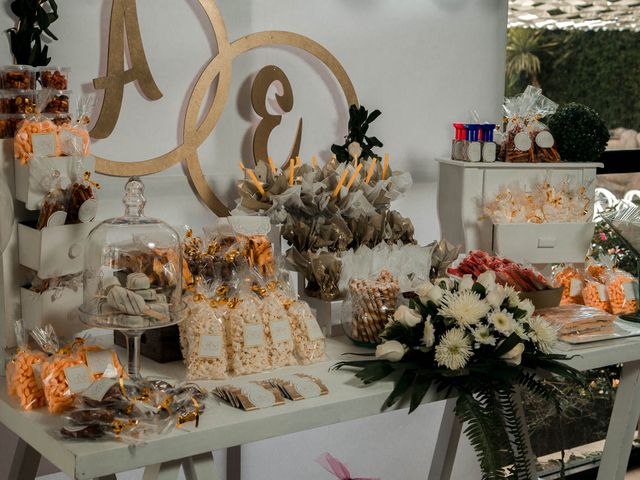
[80,177,186,330]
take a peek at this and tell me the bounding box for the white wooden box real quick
[492,222,595,264]
[436,158,603,255]
[20,286,84,340]
[18,221,95,278]
[14,156,95,210]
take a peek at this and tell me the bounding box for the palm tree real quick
[506,28,559,92]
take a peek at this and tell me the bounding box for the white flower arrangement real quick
[335,274,580,480]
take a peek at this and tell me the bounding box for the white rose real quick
[518,299,535,317]
[394,305,422,327]
[414,282,433,303]
[426,285,445,305]
[486,289,507,309]
[375,340,408,362]
[347,141,362,160]
[423,318,435,348]
[500,342,525,366]
[459,274,475,291]
[477,271,496,290]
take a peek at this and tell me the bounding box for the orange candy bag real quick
[553,264,584,305]
[605,270,639,315]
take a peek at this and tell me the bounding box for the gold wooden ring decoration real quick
[94,0,358,216]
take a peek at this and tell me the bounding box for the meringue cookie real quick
[107,286,147,315]
[126,272,150,291]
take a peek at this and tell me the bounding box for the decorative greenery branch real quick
[7,0,59,67]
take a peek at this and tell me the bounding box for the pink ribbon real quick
[316,453,381,480]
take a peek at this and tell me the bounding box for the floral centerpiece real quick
[334,272,582,480]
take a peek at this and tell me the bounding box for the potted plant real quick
[6,0,59,67]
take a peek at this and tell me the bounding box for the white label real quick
[569,278,583,297]
[291,378,322,398]
[86,350,116,376]
[513,131,532,152]
[466,142,481,162]
[78,198,97,222]
[82,378,117,402]
[535,130,555,148]
[623,281,638,301]
[597,283,608,302]
[270,320,292,343]
[46,210,67,227]
[64,365,93,394]
[198,335,222,359]
[243,324,265,347]
[32,363,43,389]
[31,132,57,157]
[304,318,324,340]
[482,142,496,163]
[243,384,275,409]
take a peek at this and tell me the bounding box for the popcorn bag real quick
[182,291,229,380]
[500,85,560,163]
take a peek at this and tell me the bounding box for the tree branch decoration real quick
[331,104,383,163]
[7,0,59,67]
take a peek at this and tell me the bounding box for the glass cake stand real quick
[79,176,187,378]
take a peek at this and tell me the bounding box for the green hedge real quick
[508,29,640,130]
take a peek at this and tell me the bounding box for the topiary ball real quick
[548,103,609,163]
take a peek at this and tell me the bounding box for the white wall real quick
[0,0,507,478]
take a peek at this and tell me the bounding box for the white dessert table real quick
[2,335,640,480]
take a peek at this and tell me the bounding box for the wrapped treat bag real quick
[581,262,612,314]
[36,169,69,229]
[31,327,93,414]
[501,86,559,163]
[14,91,61,164]
[226,283,271,375]
[59,94,93,157]
[65,158,99,225]
[182,291,229,380]
[76,341,124,381]
[605,268,639,315]
[5,321,48,410]
[553,264,584,305]
[345,270,400,345]
[287,300,326,364]
[262,293,297,368]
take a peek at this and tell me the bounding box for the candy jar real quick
[80,177,186,377]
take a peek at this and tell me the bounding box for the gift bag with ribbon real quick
[316,453,381,480]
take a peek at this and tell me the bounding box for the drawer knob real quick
[68,244,83,259]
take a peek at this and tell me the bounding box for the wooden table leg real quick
[183,452,216,480]
[427,398,462,480]
[597,360,640,480]
[227,446,241,480]
[142,460,182,480]
[8,439,41,480]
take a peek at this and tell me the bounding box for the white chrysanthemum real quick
[435,328,473,370]
[502,285,521,307]
[527,315,558,354]
[513,322,528,340]
[489,310,515,335]
[423,318,435,348]
[438,290,491,328]
[472,325,496,346]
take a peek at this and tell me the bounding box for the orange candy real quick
[40,354,85,414]
[7,350,48,410]
[554,266,584,305]
[582,281,612,313]
[14,118,60,164]
[607,273,639,315]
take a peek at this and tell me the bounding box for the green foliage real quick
[507,29,640,130]
[506,28,562,91]
[548,103,609,162]
[7,0,59,67]
[331,105,383,163]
